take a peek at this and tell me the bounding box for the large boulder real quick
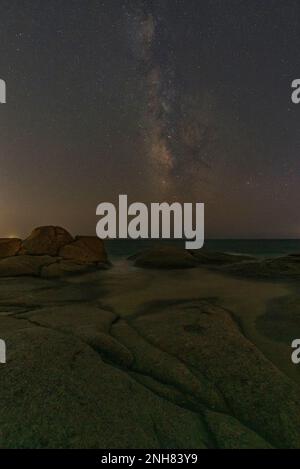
[129,245,198,269]
[59,236,107,264]
[0,239,22,259]
[22,226,73,256]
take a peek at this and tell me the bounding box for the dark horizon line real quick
[105,237,300,241]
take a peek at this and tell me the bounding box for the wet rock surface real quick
[257,294,300,344]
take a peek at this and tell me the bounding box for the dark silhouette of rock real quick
[129,246,254,270]
[0,238,22,258]
[22,226,73,256]
[129,245,198,269]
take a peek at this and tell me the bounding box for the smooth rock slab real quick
[129,299,300,448]
[0,326,208,449]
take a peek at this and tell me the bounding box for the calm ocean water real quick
[106,239,300,260]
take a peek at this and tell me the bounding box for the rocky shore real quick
[2,228,300,281]
[1,228,300,448]
[0,226,109,278]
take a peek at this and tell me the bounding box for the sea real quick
[106,239,300,260]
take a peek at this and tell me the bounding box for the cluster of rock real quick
[129,245,300,280]
[0,226,109,278]
[2,233,300,281]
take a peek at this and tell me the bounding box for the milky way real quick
[126,1,219,201]
[126,2,175,196]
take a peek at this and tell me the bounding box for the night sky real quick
[0,0,300,238]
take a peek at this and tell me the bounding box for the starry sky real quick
[0,0,300,238]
